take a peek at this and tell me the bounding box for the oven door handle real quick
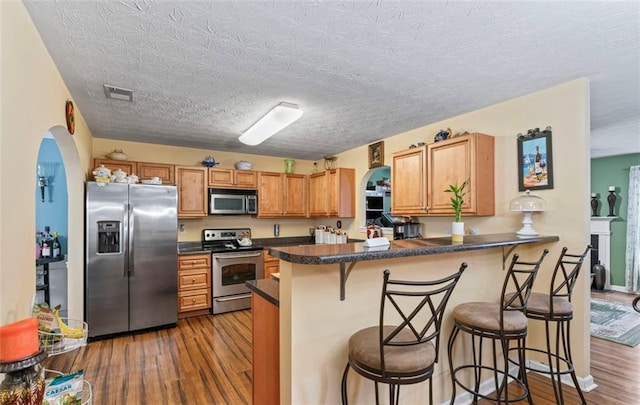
[214,293,251,302]
[214,252,262,260]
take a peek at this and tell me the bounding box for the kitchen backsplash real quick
[178,216,355,241]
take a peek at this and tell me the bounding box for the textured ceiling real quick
[24,0,640,160]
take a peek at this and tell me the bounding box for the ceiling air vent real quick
[103,84,134,102]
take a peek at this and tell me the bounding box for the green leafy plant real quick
[444,179,469,223]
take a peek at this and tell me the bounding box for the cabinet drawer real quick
[178,254,211,270]
[178,269,210,291]
[178,289,211,312]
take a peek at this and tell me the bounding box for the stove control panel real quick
[202,228,251,242]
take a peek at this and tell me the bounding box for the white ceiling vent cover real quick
[103,84,134,102]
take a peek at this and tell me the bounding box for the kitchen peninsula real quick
[266,233,559,404]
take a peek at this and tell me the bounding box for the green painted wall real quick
[591,153,640,286]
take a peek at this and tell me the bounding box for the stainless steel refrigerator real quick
[85,182,178,338]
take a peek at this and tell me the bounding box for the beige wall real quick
[282,79,591,403]
[1,0,94,323]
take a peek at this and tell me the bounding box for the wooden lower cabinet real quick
[252,292,279,405]
[263,250,280,279]
[177,254,211,317]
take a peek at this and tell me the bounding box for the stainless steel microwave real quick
[209,188,258,215]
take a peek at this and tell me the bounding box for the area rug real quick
[590,297,640,347]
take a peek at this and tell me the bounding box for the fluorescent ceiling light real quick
[239,102,303,146]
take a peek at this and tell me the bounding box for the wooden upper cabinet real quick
[391,146,428,215]
[208,168,257,189]
[92,158,175,184]
[257,172,284,217]
[426,133,495,216]
[257,172,307,218]
[309,168,355,218]
[175,166,208,218]
[136,162,175,184]
[93,158,136,176]
[284,174,307,217]
[308,172,328,217]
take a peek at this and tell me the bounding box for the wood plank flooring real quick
[42,291,639,404]
[43,310,253,404]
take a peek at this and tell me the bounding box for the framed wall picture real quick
[368,141,384,169]
[517,129,553,191]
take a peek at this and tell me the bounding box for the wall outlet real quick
[179,223,185,234]
[444,227,452,236]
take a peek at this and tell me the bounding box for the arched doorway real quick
[361,165,391,227]
[35,134,69,315]
[35,126,84,320]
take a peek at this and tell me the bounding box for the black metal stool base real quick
[448,325,533,405]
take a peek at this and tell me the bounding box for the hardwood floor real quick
[42,291,639,404]
[43,310,253,404]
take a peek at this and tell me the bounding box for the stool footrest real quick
[451,364,529,403]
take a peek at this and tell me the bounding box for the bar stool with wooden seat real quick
[509,245,591,404]
[448,249,549,404]
[341,263,468,405]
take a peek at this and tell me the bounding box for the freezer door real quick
[128,184,178,331]
[85,182,130,338]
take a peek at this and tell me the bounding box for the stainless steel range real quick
[202,228,263,314]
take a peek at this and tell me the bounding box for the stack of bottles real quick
[35,226,62,259]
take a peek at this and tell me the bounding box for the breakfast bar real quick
[266,233,559,404]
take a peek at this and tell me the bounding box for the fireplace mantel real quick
[590,217,617,290]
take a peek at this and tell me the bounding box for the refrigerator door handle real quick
[123,203,129,278]
[128,202,135,277]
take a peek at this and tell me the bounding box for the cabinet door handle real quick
[191,278,196,283]
[192,298,196,303]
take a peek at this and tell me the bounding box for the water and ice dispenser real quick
[97,221,121,253]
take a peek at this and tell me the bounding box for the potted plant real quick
[445,179,469,242]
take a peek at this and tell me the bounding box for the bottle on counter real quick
[40,226,52,258]
[35,231,42,259]
[52,232,61,258]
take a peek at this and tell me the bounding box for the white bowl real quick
[108,152,128,160]
[234,160,253,170]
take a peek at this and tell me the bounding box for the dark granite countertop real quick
[246,279,280,306]
[268,233,559,265]
[178,236,364,255]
